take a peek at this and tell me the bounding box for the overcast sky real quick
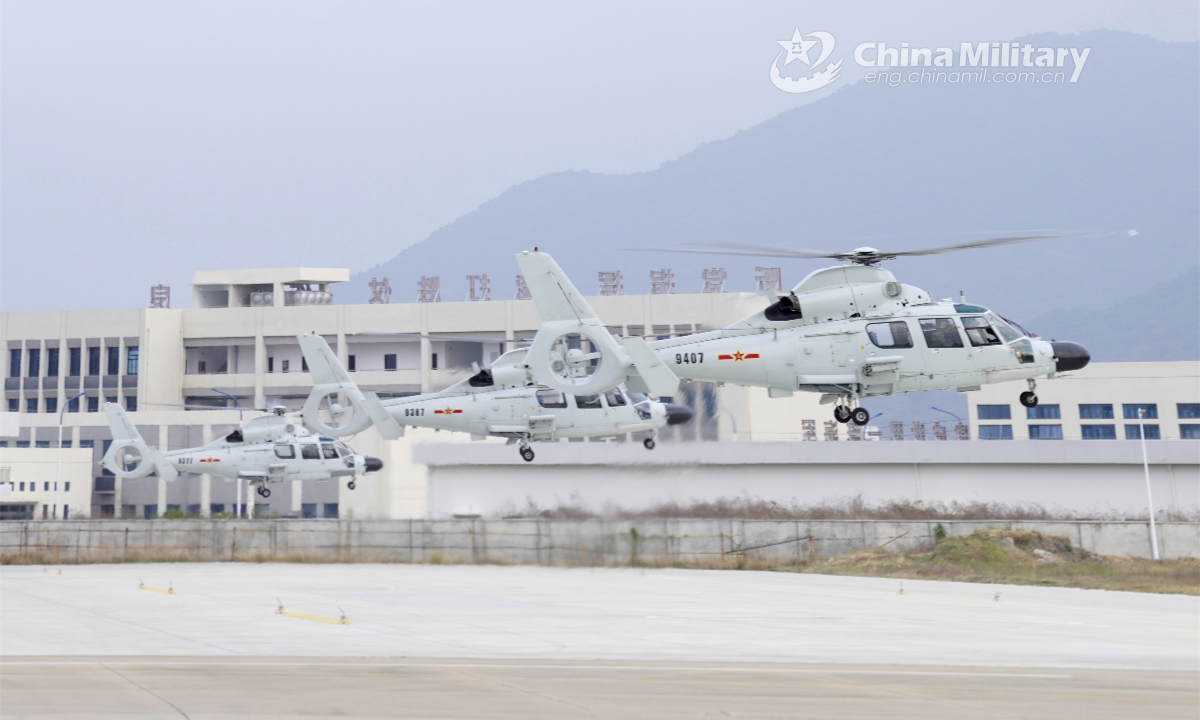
[2,0,1196,310]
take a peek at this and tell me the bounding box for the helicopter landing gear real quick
[1019,391,1039,408]
[518,441,535,462]
[851,407,870,426]
[257,485,270,498]
[643,437,656,450]
[833,406,852,424]
[347,480,356,491]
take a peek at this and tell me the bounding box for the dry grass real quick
[508,496,1199,522]
[803,529,1200,595]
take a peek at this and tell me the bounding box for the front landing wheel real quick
[833,406,852,423]
[851,407,870,426]
[643,438,656,450]
[348,480,356,491]
[1020,391,1039,408]
[520,447,535,462]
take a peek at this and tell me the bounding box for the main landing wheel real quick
[258,486,271,498]
[520,447,535,462]
[851,408,870,426]
[348,480,356,491]
[833,406,852,423]
[1020,391,1039,408]
[643,438,656,450]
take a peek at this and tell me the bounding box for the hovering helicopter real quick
[513,234,1091,426]
[295,333,693,462]
[100,403,383,502]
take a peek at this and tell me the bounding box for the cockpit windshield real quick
[986,312,1025,343]
[334,441,353,458]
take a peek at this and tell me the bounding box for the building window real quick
[106,396,116,405]
[1028,425,1062,440]
[80,440,94,448]
[1123,404,1157,419]
[143,505,157,519]
[8,349,19,378]
[88,347,100,375]
[18,482,24,491]
[36,441,50,448]
[16,441,29,448]
[44,482,50,490]
[125,396,137,412]
[1079,404,1113,419]
[280,360,289,373]
[302,503,317,519]
[69,347,81,376]
[126,347,139,375]
[210,504,225,515]
[1178,404,1200,419]
[978,425,1012,440]
[1126,425,1160,440]
[1027,404,1060,420]
[47,348,59,377]
[7,399,17,412]
[431,353,438,370]
[26,398,37,413]
[186,504,199,516]
[45,397,57,414]
[384,354,397,370]
[68,396,80,413]
[1181,425,1200,439]
[27,348,40,377]
[107,347,120,375]
[62,442,72,449]
[64,482,70,491]
[87,397,99,412]
[323,503,338,518]
[267,357,274,373]
[302,357,308,372]
[1081,425,1116,440]
[977,405,1011,420]
[347,355,356,371]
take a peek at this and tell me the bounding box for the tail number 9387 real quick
[675,352,703,365]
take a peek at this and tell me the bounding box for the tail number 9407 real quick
[675,352,703,365]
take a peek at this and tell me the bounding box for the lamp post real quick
[1138,408,1159,560]
[56,392,86,520]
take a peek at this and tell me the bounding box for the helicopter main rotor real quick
[634,231,1087,266]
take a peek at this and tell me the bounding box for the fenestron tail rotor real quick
[630,231,1089,266]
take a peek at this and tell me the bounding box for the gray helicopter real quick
[295,333,692,462]
[100,403,383,501]
[514,235,1091,426]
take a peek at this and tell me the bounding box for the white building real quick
[2,267,1197,520]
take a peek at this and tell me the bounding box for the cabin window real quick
[866,322,913,349]
[321,443,338,459]
[536,389,567,408]
[604,389,627,407]
[274,444,295,459]
[334,441,352,457]
[574,395,603,410]
[301,444,321,460]
[961,317,1002,346]
[919,318,964,349]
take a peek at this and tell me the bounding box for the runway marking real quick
[277,611,350,625]
[0,660,1073,679]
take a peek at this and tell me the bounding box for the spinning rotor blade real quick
[884,231,1087,257]
[350,332,534,344]
[632,242,839,260]
[145,402,242,411]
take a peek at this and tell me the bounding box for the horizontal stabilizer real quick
[622,337,679,397]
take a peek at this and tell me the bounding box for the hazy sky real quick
[2,0,1196,310]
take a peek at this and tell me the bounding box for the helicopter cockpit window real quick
[536,389,568,408]
[274,444,295,459]
[985,313,1024,343]
[764,294,803,322]
[334,441,352,458]
[919,318,964,349]
[225,430,244,443]
[961,317,1002,346]
[574,395,603,410]
[866,322,913,349]
[604,389,627,407]
[321,443,338,459]
[300,444,321,460]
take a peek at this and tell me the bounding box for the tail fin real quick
[102,403,178,481]
[515,251,599,323]
[297,334,402,440]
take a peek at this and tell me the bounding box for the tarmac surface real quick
[2,563,1197,718]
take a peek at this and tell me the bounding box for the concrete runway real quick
[2,564,1197,718]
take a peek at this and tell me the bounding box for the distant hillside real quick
[347,30,1198,360]
[1026,266,1200,361]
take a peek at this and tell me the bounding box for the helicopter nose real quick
[664,404,693,426]
[363,456,383,473]
[1051,342,1090,372]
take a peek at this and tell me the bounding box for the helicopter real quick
[100,403,383,503]
[294,333,693,462]
[513,235,1091,426]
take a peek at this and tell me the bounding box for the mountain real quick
[1026,265,1200,362]
[346,30,1198,360]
